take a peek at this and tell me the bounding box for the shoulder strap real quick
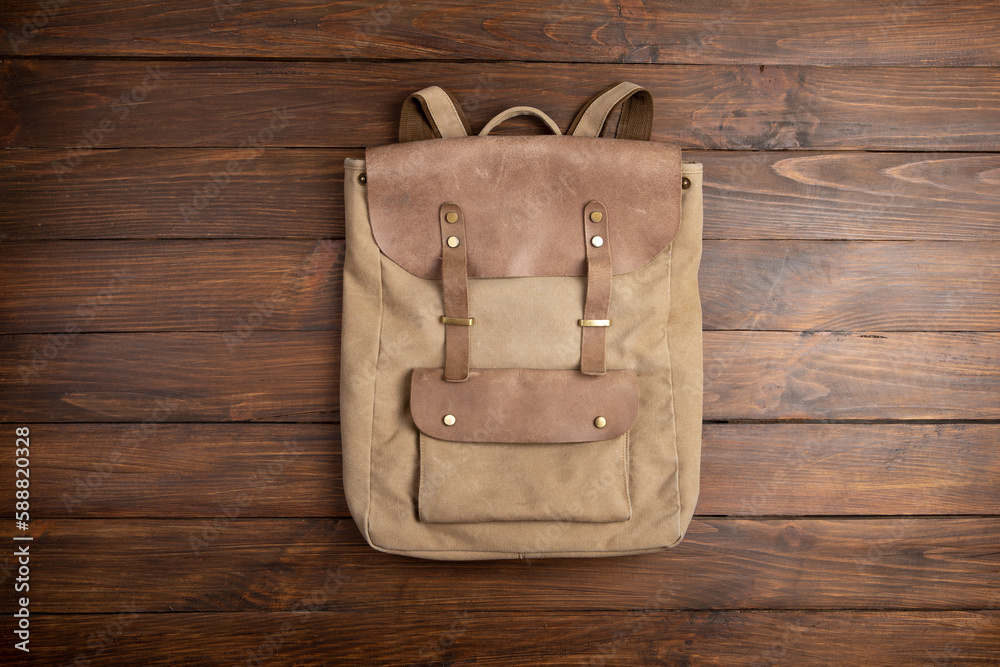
[568,82,653,141]
[399,86,472,142]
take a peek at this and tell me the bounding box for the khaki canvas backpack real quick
[341,82,703,560]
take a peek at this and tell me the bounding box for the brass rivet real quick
[681,176,690,190]
[443,414,456,426]
[446,236,460,248]
[445,211,459,223]
[589,211,603,223]
[591,235,604,248]
[358,172,367,185]
[594,416,607,428]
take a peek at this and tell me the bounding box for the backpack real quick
[341,82,703,559]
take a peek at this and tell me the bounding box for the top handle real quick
[479,106,562,136]
[397,82,651,143]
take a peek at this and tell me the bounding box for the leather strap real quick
[439,203,471,382]
[399,87,472,143]
[568,82,653,141]
[479,106,563,136]
[580,201,612,376]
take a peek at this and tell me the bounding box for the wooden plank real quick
[3,240,997,333]
[4,423,996,519]
[698,151,1000,241]
[703,332,1000,420]
[2,332,997,421]
[0,240,343,333]
[0,148,347,240]
[2,0,999,66]
[698,424,1000,516]
[701,241,1000,331]
[5,611,998,666]
[0,332,339,422]
[0,424,342,518]
[4,150,998,242]
[8,518,998,612]
[3,60,1000,150]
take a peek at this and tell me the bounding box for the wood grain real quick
[4,60,1000,150]
[7,517,998,612]
[701,241,1000,331]
[2,0,999,66]
[3,150,999,242]
[0,332,339,422]
[0,240,344,333]
[703,331,1000,420]
[3,423,996,519]
[3,611,997,666]
[0,148,346,240]
[2,332,996,421]
[2,239,996,333]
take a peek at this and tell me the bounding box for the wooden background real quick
[1,1,999,664]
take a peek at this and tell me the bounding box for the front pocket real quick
[410,367,638,524]
[418,432,631,523]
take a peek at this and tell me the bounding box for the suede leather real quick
[410,368,638,443]
[581,201,612,375]
[438,203,471,381]
[341,105,703,560]
[365,136,682,279]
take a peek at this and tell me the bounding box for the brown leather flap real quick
[410,368,639,443]
[366,136,681,278]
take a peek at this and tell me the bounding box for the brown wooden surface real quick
[0,423,995,519]
[2,0,999,66]
[2,1,998,664]
[2,331,997,422]
[3,240,998,332]
[4,61,1000,151]
[2,611,996,667]
[3,517,998,613]
[3,150,999,242]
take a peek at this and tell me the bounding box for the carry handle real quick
[399,86,472,142]
[478,106,563,136]
[567,82,653,141]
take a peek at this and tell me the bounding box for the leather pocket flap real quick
[410,368,639,443]
[366,135,682,279]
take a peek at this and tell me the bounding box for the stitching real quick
[364,171,385,547]
[663,241,683,542]
[623,430,632,519]
[417,432,425,522]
